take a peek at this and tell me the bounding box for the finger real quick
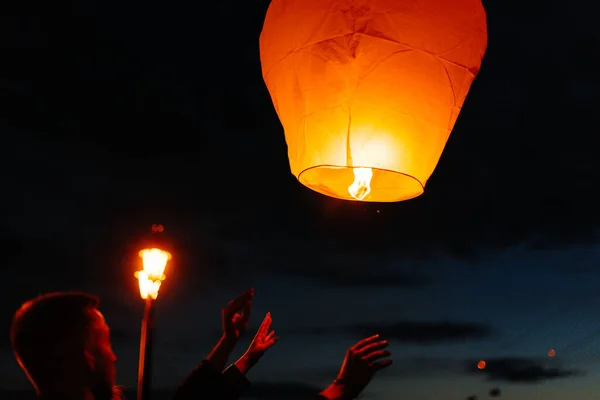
[265,330,275,341]
[356,340,388,356]
[254,315,271,340]
[260,312,271,325]
[371,359,393,371]
[266,336,279,347]
[259,314,272,335]
[356,340,389,355]
[351,334,381,352]
[235,298,253,324]
[241,299,252,317]
[227,288,254,312]
[362,350,392,363]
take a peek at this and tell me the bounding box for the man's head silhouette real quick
[10,292,119,400]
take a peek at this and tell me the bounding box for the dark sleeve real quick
[222,364,251,400]
[170,360,250,400]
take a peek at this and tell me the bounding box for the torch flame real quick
[348,167,373,201]
[135,248,171,300]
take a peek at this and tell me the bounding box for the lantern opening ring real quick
[298,164,425,202]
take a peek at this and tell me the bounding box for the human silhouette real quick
[11,289,392,400]
[10,290,275,400]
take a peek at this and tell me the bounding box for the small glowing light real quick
[348,167,373,201]
[151,224,164,233]
[477,360,486,370]
[548,349,556,357]
[135,248,171,300]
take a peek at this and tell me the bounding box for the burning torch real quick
[134,224,172,400]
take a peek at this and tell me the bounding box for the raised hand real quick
[222,288,254,341]
[246,312,279,364]
[234,312,279,376]
[325,334,392,399]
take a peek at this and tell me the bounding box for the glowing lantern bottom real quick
[290,106,446,202]
[299,165,425,202]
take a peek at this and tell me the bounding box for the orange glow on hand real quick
[348,167,373,201]
[477,360,486,370]
[135,248,172,300]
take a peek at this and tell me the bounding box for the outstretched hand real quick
[222,287,254,341]
[245,312,279,364]
[234,312,279,376]
[326,334,392,399]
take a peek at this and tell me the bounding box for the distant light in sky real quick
[477,360,486,370]
[151,224,164,232]
[548,348,556,357]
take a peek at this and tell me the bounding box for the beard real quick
[90,366,121,400]
[90,381,123,400]
[110,385,124,400]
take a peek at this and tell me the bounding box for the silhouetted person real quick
[172,287,278,400]
[10,289,276,400]
[174,290,393,400]
[11,289,390,400]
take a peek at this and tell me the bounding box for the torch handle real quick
[137,298,156,400]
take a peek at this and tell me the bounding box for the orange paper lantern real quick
[260,0,487,202]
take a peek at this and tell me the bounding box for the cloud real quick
[465,357,579,383]
[384,356,463,378]
[311,356,465,381]
[293,320,493,344]
[213,236,439,289]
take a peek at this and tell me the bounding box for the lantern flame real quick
[348,167,373,201]
[135,248,171,300]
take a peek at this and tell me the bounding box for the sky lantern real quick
[260,0,487,202]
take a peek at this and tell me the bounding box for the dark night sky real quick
[2,0,600,399]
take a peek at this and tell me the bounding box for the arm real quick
[206,335,237,372]
[221,360,252,400]
[170,348,252,400]
[318,382,349,400]
[221,312,279,399]
[233,311,278,377]
[170,359,229,400]
[233,353,253,376]
[211,287,254,371]
[308,335,393,400]
[171,288,255,400]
